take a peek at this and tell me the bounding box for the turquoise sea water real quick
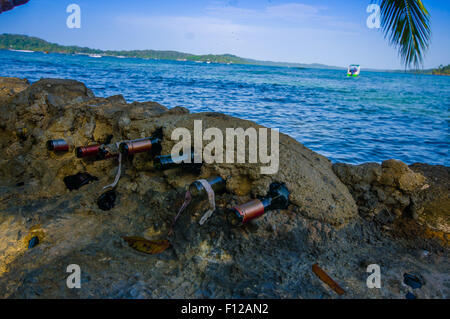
[1,50,449,165]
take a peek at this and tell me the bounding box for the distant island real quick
[431,64,450,76]
[400,64,450,76]
[0,33,344,69]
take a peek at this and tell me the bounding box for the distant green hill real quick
[399,64,450,76]
[0,33,248,64]
[0,33,344,69]
[431,64,450,76]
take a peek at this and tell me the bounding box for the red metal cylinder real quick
[47,139,69,152]
[120,139,153,155]
[76,144,100,158]
[234,199,265,223]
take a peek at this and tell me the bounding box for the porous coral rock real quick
[0,77,447,299]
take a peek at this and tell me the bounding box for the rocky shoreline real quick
[0,77,448,298]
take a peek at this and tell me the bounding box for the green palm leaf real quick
[378,0,431,69]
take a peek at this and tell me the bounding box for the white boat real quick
[347,64,360,77]
[89,54,102,58]
[9,49,34,53]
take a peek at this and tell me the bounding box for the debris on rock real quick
[405,292,416,299]
[312,263,345,295]
[97,190,116,211]
[123,237,170,254]
[27,236,39,249]
[47,139,69,153]
[228,182,290,226]
[403,273,423,289]
[63,172,98,191]
[16,127,28,141]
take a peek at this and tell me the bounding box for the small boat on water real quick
[9,49,34,53]
[347,64,360,77]
[89,54,102,58]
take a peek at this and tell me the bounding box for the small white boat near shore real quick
[347,64,361,77]
[89,54,102,58]
[9,49,34,53]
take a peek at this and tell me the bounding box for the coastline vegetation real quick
[0,34,246,64]
[431,65,450,75]
[0,33,340,69]
[0,33,295,67]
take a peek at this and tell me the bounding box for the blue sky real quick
[0,0,449,69]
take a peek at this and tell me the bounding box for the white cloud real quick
[265,3,321,19]
[112,2,396,67]
[205,2,357,29]
[116,11,357,63]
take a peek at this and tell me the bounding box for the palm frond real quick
[379,0,431,69]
